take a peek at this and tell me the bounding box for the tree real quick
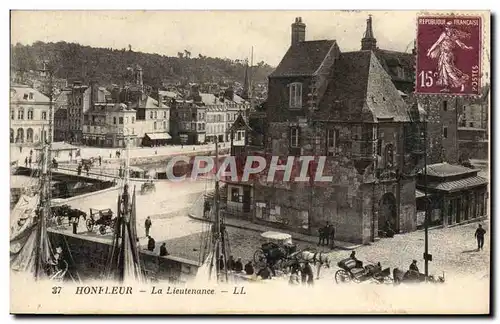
[177,52,184,59]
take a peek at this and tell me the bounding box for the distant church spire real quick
[242,61,251,100]
[361,15,377,51]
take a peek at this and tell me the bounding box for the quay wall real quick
[48,230,200,284]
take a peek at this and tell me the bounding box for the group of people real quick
[288,261,315,286]
[318,221,335,249]
[218,255,256,277]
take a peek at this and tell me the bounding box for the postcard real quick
[9,10,490,314]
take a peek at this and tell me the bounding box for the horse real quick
[290,249,334,279]
[51,205,87,226]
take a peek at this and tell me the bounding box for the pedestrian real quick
[409,259,419,273]
[329,223,335,249]
[28,156,32,168]
[24,157,28,167]
[475,224,486,251]
[317,226,325,246]
[19,146,22,153]
[324,222,331,246]
[98,155,102,166]
[69,151,72,162]
[159,242,169,256]
[72,216,79,234]
[234,257,243,272]
[109,153,112,158]
[29,149,33,157]
[147,235,156,252]
[244,261,254,275]
[145,216,152,237]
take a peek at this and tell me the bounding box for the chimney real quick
[291,17,306,46]
[224,87,235,101]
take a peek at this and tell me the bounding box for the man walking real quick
[328,223,335,249]
[475,224,486,251]
[145,216,152,237]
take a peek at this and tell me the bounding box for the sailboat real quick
[10,143,69,281]
[105,136,144,284]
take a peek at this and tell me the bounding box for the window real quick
[132,116,135,124]
[154,111,157,119]
[290,127,300,147]
[442,100,448,111]
[27,109,33,120]
[154,121,157,130]
[326,129,337,156]
[231,188,239,202]
[11,110,14,120]
[150,111,154,119]
[377,138,383,155]
[469,122,474,127]
[163,121,167,129]
[28,92,33,100]
[443,126,448,138]
[18,109,24,120]
[41,111,47,120]
[113,117,117,125]
[23,94,28,100]
[119,117,123,124]
[163,111,167,118]
[289,82,302,109]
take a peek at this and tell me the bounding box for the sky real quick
[10,10,423,66]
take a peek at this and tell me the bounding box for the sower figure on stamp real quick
[427,21,474,93]
[475,224,486,251]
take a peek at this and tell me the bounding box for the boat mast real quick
[35,64,54,280]
[214,136,221,281]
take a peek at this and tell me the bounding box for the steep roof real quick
[10,85,50,103]
[316,50,410,123]
[374,49,414,82]
[270,40,336,78]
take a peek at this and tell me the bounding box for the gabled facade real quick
[223,17,425,244]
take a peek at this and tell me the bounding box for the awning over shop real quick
[424,176,488,193]
[145,133,172,140]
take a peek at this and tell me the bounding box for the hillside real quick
[10,41,275,88]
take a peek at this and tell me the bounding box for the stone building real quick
[220,17,426,244]
[169,98,206,145]
[82,102,138,148]
[200,92,226,143]
[53,88,71,142]
[10,84,52,146]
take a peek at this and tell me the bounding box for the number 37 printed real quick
[419,70,435,88]
[52,286,62,294]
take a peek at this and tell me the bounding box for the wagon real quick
[86,208,116,235]
[253,231,297,270]
[335,257,392,284]
[140,181,156,195]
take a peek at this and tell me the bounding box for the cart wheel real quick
[86,219,93,232]
[335,269,351,284]
[99,225,107,235]
[253,249,266,268]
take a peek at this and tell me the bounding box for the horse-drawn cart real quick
[140,181,156,195]
[335,257,392,284]
[86,208,116,235]
[253,232,297,270]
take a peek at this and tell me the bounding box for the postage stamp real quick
[415,15,482,96]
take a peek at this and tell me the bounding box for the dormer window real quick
[289,82,302,109]
[29,92,34,100]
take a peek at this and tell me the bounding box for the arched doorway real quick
[379,192,398,233]
[26,128,34,143]
[16,128,24,143]
[10,129,14,143]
